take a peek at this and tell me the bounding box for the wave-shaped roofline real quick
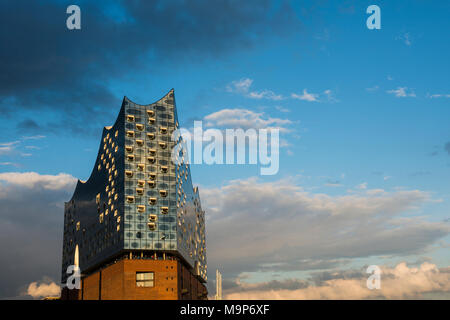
[69,89,176,200]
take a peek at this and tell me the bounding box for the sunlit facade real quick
[61,90,207,299]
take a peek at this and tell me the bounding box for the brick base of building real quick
[61,257,207,300]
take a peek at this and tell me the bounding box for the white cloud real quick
[366,85,379,92]
[387,87,416,98]
[356,182,368,190]
[248,90,283,101]
[203,178,449,278]
[21,135,46,140]
[203,108,292,132]
[226,78,253,94]
[291,89,319,102]
[275,106,290,113]
[225,262,450,299]
[0,172,77,191]
[0,141,20,155]
[428,94,450,99]
[0,171,77,298]
[397,33,412,46]
[226,78,284,101]
[26,280,60,299]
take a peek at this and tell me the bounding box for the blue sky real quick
[0,0,449,299]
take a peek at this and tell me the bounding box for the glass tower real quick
[61,90,207,286]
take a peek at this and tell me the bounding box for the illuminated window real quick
[159,142,167,149]
[137,180,145,187]
[161,207,169,215]
[159,190,167,197]
[160,127,167,134]
[115,130,118,137]
[147,181,155,188]
[127,154,135,161]
[148,214,157,222]
[96,193,100,204]
[127,196,135,203]
[146,110,154,117]
[99,213,104,223]
[125,146,133,153]
[147,222,156,231]
[126,130,135,138]
[125,170,133,178]
[136,124,144,131]
[148,117,155,124]
[147,157,155,164]
[136,139,144,146]
[127,115,135,122]
[149,173,156,180]
[76,221,80,231]
[147,133,155,140]
[137,205,146,213]
[160,166,168,173]
[149,198,157,205]
[136,188,144,196]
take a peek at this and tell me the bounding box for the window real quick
[127,154,135,161]
[148,117,155,124]
[125,146,133,153]
[76,221,80,231]
[137,164,145,171]
[160,127,167,134]
[159,190,167,197]
[127,196,135,203]
[147,157,155,164]
[146,110,154,117]
[147,222,156,231]
[126,130,135,137]
[159,142,167,149]
[125,170,133,177]
[148,214,157,222]
[136,188,144,196]
[137,180,145,187]
[137,205,145,213]
[149,197,157,205]
[147,133,155,140]
[127,115,135,122]
[136,124,144,131]
[161,206,169,214]
[149,149,156,155]
[96,193,101,204]
[147,180,155,188]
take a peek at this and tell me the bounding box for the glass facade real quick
[61,90,207,284]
